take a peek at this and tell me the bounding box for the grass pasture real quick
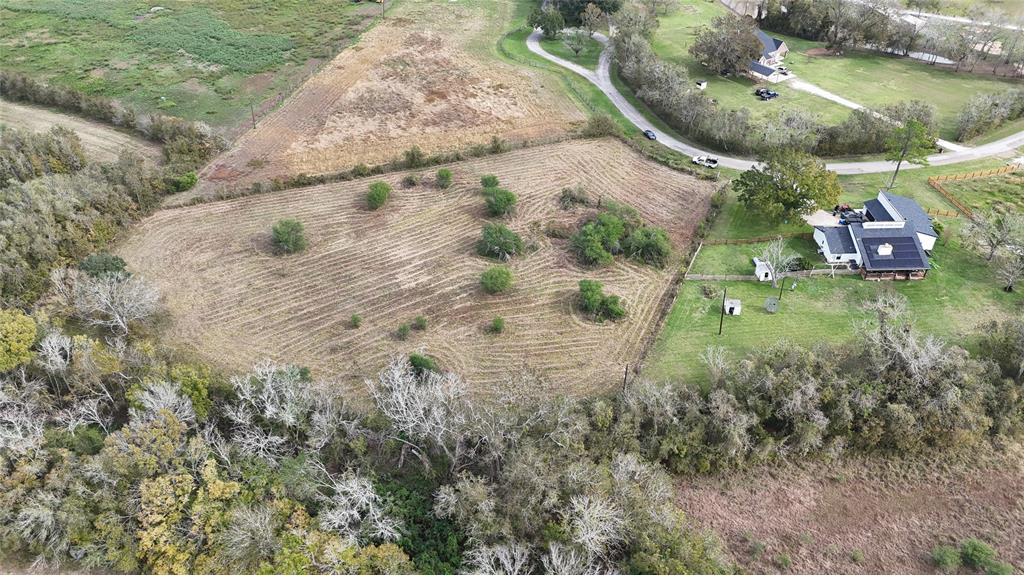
[941,170,1024,214]
[539,35,604,71]
[0,0,382,130]
[120,139,717,397]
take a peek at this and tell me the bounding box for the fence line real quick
[927,177,974,218]
[685,268,858,281]
[927,164,1019,220]
[924,207,961,218]
[703,232,814,246]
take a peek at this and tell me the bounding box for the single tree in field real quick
[755,237,799,288]
[529,6,565,39]
[581,3,604,37]
[735,150,842,223]
[884,118,933,191]
[962,209,1024,261]
[689,14,763,76]
[272,218,308,254]
[995,249,1024,292]
[564,29,588,57]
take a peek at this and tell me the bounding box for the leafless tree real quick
[619,379,679,435]
[995,249,1024,292]
[311,464,401,545]
[962,209,1023,261]
[36,331,73,376]
[0,372,48,456]
[219,504,280,572]
[462,542,533,575]
[699,345,728,383]
[756,237,799,288]
[542,543,620,575]
[130,380,196,426]
[72,271,160,335]
[564,495,626,560]
[581,3,604,37]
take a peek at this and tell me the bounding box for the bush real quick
[476,223,524,260]
[412,316,428,331]
[350,314,362,329]
[582,114,621,137]
[480,266,513,294]
[931,546,961,572]
[404,146,426,168]
[79,253,128,278]
[168,170,198,193]
[436,169,453,189]
[559,185,591,209]
[578,280,626,321]
[353,163,371,177]
[960,539,996,570]
[622,226,671,267]
[572,213,625,266]
[408,353,438,374]
[402,174,420,188]
[0,308,36,372]
[484,188,517,217]
[480,174,499,188]
[367,181,392,210]
[986,561,1013,575]
[489,316,505,334]
[272,219,308,254]
[396,323,411,340]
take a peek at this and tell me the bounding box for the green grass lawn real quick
[539,35,603,70]
[943,171,1024,214]
[0,0,380,128]
[647,0,1024,140]
[648,157,1024,384]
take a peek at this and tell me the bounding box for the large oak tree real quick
[735,150,842,222]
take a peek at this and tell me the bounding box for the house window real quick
[835,255,841,260]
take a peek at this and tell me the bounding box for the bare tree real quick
[0,372,48,457]
[130,380,196,426]
[756,237,799,288]
[699,345,728,383]
[996,249,1024,292]
[72,271,160,335]
[581,3,603,37]
[564,495,626,560]
[219,504,280,572]
[962,209,1024,261]
[36,331,73,375]
[542,543,617,575]
[463,542,533,575]
[312,465,401,545]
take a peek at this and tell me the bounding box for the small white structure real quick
[813,226,862,265]
[752,257,774,282]
[724,298,742,316]
[696,80,708,91]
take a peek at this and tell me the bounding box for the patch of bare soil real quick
[0,98,162,165]
[806,47,836,57]
[188,0,584,204]
[120,139,715,397]
[677,446,1024,574]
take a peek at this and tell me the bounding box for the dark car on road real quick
[643,129,657,140]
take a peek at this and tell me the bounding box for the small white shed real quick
[724,298,742,316]
[696,80,708,91]
[752,257,773,282]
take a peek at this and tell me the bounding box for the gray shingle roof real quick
[851,224,930,271]
[756,30,784,58]
[816,226,857,255]
[882,192,937,237]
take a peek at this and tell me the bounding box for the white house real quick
[813,226,862,266]
[749,30,790,80]
[863,191,938,252]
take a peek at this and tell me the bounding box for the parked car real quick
[692,155,719,168]
[642,129,657,140]
[757,89,779,101]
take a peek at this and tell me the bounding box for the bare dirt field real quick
[189,0,585,204]
[121,139,717,397]
[678,446,1024,574]
[0,99,162,164]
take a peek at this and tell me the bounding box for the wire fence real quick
[926,164,1019,220]
[703,232,814,246]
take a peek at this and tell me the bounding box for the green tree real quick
[578,279,626,321]
[272,219,308,254]
[481,174,499,188]
[735,150,842,222]
[480,266,514,294]
[436,168,453,189]
[79,253,129,278]
[622,226,671,267]
[476,224,524,260]
[0,308,35,372]
[367,181,392,210]
[884,118,933,190]
[528,6,565,39]
[483,188,517,217]
[689,15,764,76]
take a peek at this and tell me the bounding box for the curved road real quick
[526,29,1024,175]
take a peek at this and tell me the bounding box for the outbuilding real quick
[724,298,742,316]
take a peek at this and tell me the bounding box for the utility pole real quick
[778,276,787,300]
[718,288,727,336]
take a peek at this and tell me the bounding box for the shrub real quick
[353,163,371,177]
[436,168,453,189]
[412,316,428,331]
[402,174,420,188]
[849,549,864,564]
[480,174,499,188]
[489,316,505,334]
[480,266,513,294]
[476,223,523,260]
[622,226,671,267]
[167,170,198,193]
[79,253,128,278]
[272,219,308,254]
[350,314,362,329]
[367,181,392,210]
[960,539,996,570]
[484,188,517,217]
[774,553,792,570]
[578,280,626,321]
[582,114,621,137]
[404,146,426,168]
[396,323,411,340]
[408,353,438,374]
[559,185,590,209]
[572,213,625,266]
[0,308,36,372]
[986,561,1013,575]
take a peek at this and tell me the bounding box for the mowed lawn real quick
[647,159,1024,385]
[648,0,1024,140]
[540,35,604,71]
[0,0,379,127]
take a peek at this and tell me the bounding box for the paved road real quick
[526,29,1024,175]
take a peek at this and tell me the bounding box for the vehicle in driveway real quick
[643,129,657,140]
[754,87,779,100]
[692,155,719,168]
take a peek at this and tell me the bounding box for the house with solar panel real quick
[813,191,937,281]
[749,30,789,81]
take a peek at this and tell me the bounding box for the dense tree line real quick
[955,89,1024,141]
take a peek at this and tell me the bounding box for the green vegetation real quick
[271,218,307,254]
[483,187,518,217]
[350,314,362,329]
[436,168,453,189]
[396,322,411,341]
[79,252,128,278]
[573,212,626,266]
[476,223,524,260]
[0,309,35,372]
[0,0,379,126]
[488,316,506,334]
[622,226,672,267]
[408,353,438,374]
[367,181,392,210]
[480,174,499,188]
[931,545,962,572]
[944,172,1024,214]
[578,279,626,321]
[412,316,428,331]
[960,539,997,570]
[480,266,514,294]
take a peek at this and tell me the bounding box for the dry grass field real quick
[191,0,585,203]
[678,446,1024,574]
[0,98,162,164]
[121,139,716,397]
